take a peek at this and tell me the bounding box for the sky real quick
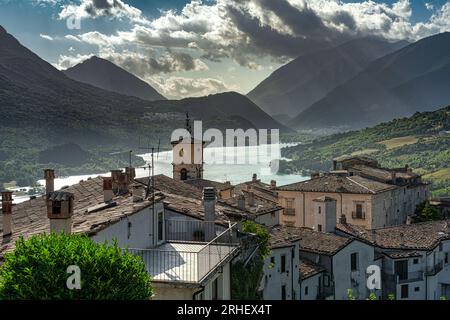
[0,0,450,99]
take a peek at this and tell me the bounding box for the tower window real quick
[180,168,188,181]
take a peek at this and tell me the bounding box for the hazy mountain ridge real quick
[289,32,450,130]
[64,56,166,101]
[247,37,408,118]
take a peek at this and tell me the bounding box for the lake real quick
[14,143,307,204]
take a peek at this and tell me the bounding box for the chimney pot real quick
[270,180,277,188]
[103,177,113,203]
[203,187,217,241]
[46,191,74,234]
[2,191,13,236]
[44,169,55,194]
[252,173,257,182]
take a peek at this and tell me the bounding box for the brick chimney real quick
[111,170,130,195]
[1,191,13,236]
[44,169,55,194]
[103,177,113,203]
[46,191,74,234]
[203,187,216,241]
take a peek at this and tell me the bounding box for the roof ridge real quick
[346,176,376,194]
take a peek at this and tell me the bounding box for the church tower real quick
[172,113,204,181]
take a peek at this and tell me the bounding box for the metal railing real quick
[284,208,296,216]
[352,211,366,219]
[426,261,444,276]
[128,224,239,283]
[383,271,424,284]
[165,219,226,242]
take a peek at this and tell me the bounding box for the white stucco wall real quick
[301,273,322,300]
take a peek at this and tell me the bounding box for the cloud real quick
[53,53,93,69]
[64,0,450,69]
[39,34,54,41]
[149,76,238,99]
[59,0,147,24]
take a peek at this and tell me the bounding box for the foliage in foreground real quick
[415,200,442,222]
[0,233,153,300]
[231,220,271,300]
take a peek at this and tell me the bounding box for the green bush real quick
[0,233,153,300]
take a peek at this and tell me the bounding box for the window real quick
[318,206,321,214]
[395,260,408,281]
[445,253,449,264]
[304,286,309,296]
[281,255,286,273]
[127,221,132,239]
[351,253,359,271]
[180,168,188,181]
[401,284,409,299]
[318,224,322,232]
[157,212,164,242]
[281,285,286,300]
[284,199,295,216]
[413,258,419,265]
[353,203,364,219]
[270,257,275,264]
[52,201,62,214]
[414,287,420,292]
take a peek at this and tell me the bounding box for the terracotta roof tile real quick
[300,259,325,280]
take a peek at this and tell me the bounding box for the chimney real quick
[339,214,347,225]
[1,191,13,236]
[203,187,216,241]
[46,191,74,234]
[237,194,246,210]
[246,191,255,207]
[311,172,320,180]
[399,232,405,248]
[44,169,55,194]
[103,177,113,203]
[270,180,277,189]
[111,170,130,195]
[125,167,136,183]
[132,184,145,203]
[252,173,257,182]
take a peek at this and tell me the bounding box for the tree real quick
[0,233,153,300]
[415,201,441,223]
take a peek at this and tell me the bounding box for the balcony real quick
[352,211,366,220]
[384,271,424,284]
[426,261,444,276]
[284,208,296,216]
[129,221,239,284]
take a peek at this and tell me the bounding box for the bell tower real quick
[172,113,204,181]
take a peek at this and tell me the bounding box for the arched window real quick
[180,168,188,181]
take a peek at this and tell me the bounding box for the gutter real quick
[193,286,205,300]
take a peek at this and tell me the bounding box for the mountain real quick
[154,92,293,133]
[0,26,288,185]
[289,32,450,131]
[280,106,450,196]
[247,37,407,118]
[63,56,166,101]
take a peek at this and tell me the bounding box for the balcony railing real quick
[165,219,227,242]
[352,211,366,220]
[426,261,444,276]
[284,208,296,216]
[384,271,424,284]
[128,224,239,284]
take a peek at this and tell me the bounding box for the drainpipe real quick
[291,245,295,300]
[302,192,306,227]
